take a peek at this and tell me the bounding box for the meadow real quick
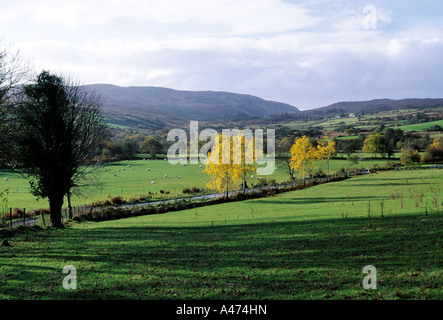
[0,169,441,300]
[0,157,392,212]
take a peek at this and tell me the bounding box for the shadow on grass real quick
[1,212,441,300]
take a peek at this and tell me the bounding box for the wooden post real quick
[9,208,12,229]
[41,211,46,228]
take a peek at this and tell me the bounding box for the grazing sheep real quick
[4,178,8,181]
[147,168,151,171]
[114,174,117,177]
[176,176,181,179]
[151,181,156,184]
[164,175,168,178]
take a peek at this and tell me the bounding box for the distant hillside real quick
[304,98,443,116]
[85,84,300,131]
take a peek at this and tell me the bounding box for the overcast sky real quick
[1,0,442,110]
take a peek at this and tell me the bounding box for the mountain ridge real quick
[85,84,300,130]
[83,84,443,131]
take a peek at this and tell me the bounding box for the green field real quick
[395,120,443,132]
[0,157,392,212]
[1,169,441,300]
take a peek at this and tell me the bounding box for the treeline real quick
[94,131,170,161]
[277,127,443,166]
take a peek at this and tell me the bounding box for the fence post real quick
[41,211,46,228]
[9,207,12,229]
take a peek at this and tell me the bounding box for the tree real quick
[421,138,443,163]
[232,131,259,194]
[204,131,259,197]
[362,133,382,158]
[289,136,318,183]
[12,71,108,227]
[277,137,295,180]
[204,133,240,198]
[316,139,336,177]
[399,143,420,166]
[140,136,163,159]
[0,43,29,165]
[343,141,357,157]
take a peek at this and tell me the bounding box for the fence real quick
[1,164,441,228]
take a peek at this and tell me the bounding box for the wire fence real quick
[1,164,442,229]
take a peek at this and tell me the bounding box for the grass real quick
[0,157,392,212]
[395,120,443,132]
[0,169,442,300]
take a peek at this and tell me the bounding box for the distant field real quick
[0,157,392,211]
[1,169,441,299]
[395,120,443,132]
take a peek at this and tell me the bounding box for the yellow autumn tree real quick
[399,143,420,166]
[232,132,259,194]
[362,133,382,158]
[421,138,443,163]
[317,139,336,178]
[204,131,259,197]
[290,136,318,182]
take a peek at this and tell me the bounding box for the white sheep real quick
[4,178,8,181]
[147,168,151,171]
[164,175,168,178]
[151,181,156,184]
[176,176,181,179]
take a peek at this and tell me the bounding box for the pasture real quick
[0,169,441,300]
[0,157,392,212]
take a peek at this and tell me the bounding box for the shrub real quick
[109,196,125,206]
[182,188,192,194]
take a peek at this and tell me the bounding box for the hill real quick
[84,84,300,131]
[303,98,443,117]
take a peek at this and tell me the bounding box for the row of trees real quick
[337,128,434,159]
[97,133,165,161]
[203,133,337,197]
[1,46,108,227]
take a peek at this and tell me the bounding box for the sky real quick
[1,0,443,110]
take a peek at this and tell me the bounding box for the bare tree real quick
[13,71,109,227]
[0,42,29,165]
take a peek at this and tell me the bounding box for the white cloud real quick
[5,0,316,35]
[2,0,443,109]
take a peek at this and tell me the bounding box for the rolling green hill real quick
[85,84,300,131]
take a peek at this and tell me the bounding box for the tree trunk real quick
[49,193,64,228]
[327,160,330,181]
[67,190,73,219]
